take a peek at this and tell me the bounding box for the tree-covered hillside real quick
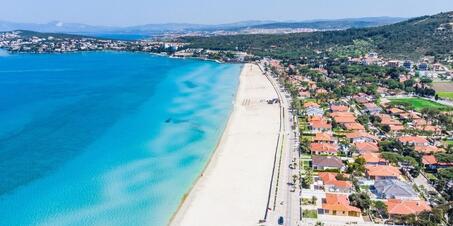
[180,12,453,60]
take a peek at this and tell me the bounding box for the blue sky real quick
[2,0,453,26]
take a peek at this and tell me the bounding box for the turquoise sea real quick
[0,51,241,225]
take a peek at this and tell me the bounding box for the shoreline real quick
[166,63,243,224]
[169,63,281,226]
[0,48,234,64]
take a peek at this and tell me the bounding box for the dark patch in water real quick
[183,80,198,89]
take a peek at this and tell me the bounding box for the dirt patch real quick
[433,82,453,92]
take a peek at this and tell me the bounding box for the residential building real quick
[306,107,324,117]
[362,152,388,165]
[422,155,453,170]
[386,199,431,217]
[316,172,353,193]
[344,122,365,131]
[320,193,362,217]
[312,155,345,171]
[366,165,401,180]
[363,103,382,115]
[330,105,349,112]
[355,142,380,153]
[346,131,378,143]
[312,132,336,144]
[399,136,429,146]
[373,179,418,200]
[310,143,338,155]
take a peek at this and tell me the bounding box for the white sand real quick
[169,63,281,226]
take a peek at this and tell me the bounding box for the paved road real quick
[259,63,301,226]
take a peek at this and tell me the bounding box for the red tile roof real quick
[355,142,379,153]
[318,172,352,188]
[331,105,349,112]
[414,145,442,154]
[399,136,429,144]
[422,155,437,165]
[334,116,357,123]
[346,131,378,141]
[388,108,405,115]
[344,122,365,131]
[313,133,334,142]
[361,152,387,164]
[322,193,361,213]
[310,121,332,129]
[389,125,405,131]
[304,102,320,108]
[386,199,431,215]
[330,112,355,117]
[366,165,401,177]
[310,143,338,153]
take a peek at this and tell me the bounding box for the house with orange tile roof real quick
[310,143,338,155]
[354,142,380,153]
[414,145,443,154]
[321,193,362,217]
[398,112,411,120]
[389,125,405,132]
[416,125,441,134]
[330,112,355,118]
[409,111,422,120]
[298,90,311,98]
[386,199,431,217]
[399,136,429,146]
[344,122,365,131]
[366,165,401,180]
[309,121,332,133]
[309,115,324,122]
[413,118,428,126]
[380,117,402,126]
[362,152,388,165]
[422,155,453,170]
[309,118,332,132]
[316,88,328,95]
[316,172,353,193]
[346,131,379,143]
[330,105,349,112]
[312,132,336,144]
[333,116,357,124]
[304,102,320,108]
[388,108,405,115]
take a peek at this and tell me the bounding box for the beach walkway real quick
[170,64,281,226]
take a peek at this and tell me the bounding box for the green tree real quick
[349,192,371,212]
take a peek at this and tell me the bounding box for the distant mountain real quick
[0,20,274,34]
[246,17,406,30]
[0,17,404,35]
[180,11,453,60]
[0,21,114,33]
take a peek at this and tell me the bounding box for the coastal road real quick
[259,63,300,226]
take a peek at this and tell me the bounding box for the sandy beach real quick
[169,63,281,226]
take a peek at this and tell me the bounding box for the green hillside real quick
[180,12,453,60]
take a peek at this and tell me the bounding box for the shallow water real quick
[0,52,241,225]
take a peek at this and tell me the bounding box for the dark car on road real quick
[278,216,284,225]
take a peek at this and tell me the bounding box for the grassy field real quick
[390,97,451,111]
[437,92,453,100]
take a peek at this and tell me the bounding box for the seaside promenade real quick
[169,64,281,226]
